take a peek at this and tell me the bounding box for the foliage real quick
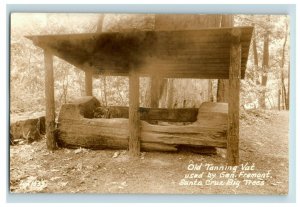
[235,15,290,109]
[10,14,98,113]
[10,14,290,114]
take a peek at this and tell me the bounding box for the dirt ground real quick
[9,110,289,194]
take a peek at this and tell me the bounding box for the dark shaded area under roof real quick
[27,26,253,79]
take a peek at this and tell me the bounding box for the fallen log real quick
[10,115,45,144]
[57,118,226,150]
[178,145,217,155]
[57,97,228,152]
[58,96,100,121]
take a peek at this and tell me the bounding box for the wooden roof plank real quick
[26,26,253,79]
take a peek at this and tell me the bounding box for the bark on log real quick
[10,116,45,144]
[57,118,226,151]
[178,145,217,155]
[57,97,228,152]
[58,96,100,121]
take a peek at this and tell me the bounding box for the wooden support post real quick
[278,89,281,111]
[128,69,140,157]
[44,50,57,150]
[85,70,93,96]
[227,29,241,165]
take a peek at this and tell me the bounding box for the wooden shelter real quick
[27,26,253,165]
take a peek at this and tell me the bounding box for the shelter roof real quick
[27,26,253,79]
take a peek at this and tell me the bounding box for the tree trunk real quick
[155,14,221,106]
[207,80,214,102]
[167,79,175,108]
[278,89,281,111]
[144,77,168,108]
[287,62,290,110]
[280,19,288,110]
[217,80,229,102]
[281,85,286,110]
[259,16,270,109]
[96,14,104,32]
[102,76,108,106]
[149,76,167,108]
[252,23,260,85]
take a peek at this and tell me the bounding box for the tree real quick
[279,18,289,110]
[155,14,226,107]
[11,14,290,114]
[259,16,271,109]
[234,15,289,109]
[251,18,260,85]
[10,14,98,112]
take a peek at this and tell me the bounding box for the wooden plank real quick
[44,50,57,150]
[144,73,230,79]
[85,70,93,96]
[93,106,199,122]
[128,69,140,156]
[227,29,241,165]
[92,70,241,79]
[94,71,226,77]
[28,28,253,48]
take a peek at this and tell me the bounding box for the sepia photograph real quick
[9,13,290,195]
